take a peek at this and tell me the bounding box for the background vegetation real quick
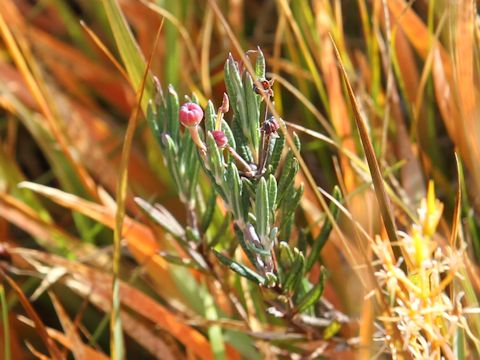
[0,0,479,359]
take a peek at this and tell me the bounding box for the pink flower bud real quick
[179,102,204,127]
[211,130,228,148]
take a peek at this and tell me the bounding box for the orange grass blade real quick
[17,181,181,300]
[315,3,356,191]
[18,315,110,360]
[79,20,130,84]
[15,249,215,360]
[49,293,87,360]
[330,35,399,250]
[0,1,98,198]
[0,271,63,360]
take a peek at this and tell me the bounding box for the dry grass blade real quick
[17,181,181,300]
[0,192,87,253]
[18,315,109,360]
[15,249,214,360]
[0,1,98,198]
[0,271,63,360]
[79,20,130,83]
[49,292,86,360]
[330,34,398,249]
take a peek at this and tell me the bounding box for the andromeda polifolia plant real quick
[139,49,344,340]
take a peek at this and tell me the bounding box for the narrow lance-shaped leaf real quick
[226,162,243,221]
[243,72,260,152]
[163,135,184,196]
[269,133,285,173]
[234,224,262,271]
[146,101,161,142]
[267,174,277,218]
[166,85,180,144]
[206,133,225,183]
[256,177,269,242]
[213,251,265,285]
[201,189,217,233]
[295,269,326,313]
[305,186,342,272]
[134,197,185,239]
[221,119,236,150]
[282,250,305,293]
[231,116,254,163]
[279,242,294,269]
[205,100,216,132]
[277,157,299,206]
[255,46,266,78]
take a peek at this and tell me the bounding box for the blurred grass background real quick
[0,0,479,359]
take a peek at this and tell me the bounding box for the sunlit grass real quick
[0,0,478,358]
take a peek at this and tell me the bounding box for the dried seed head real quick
[262,116,280,135]
[253,78,274,98]
[211,130,228,148]
[179,102,204,127]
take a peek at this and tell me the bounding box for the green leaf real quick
[166,85,180,144]
[269,133,285,173]
[102,0,152,111]
[225,56,248,138]
[277,154,299,204]
[206,132,225,182]
[226,163,243,221]
[255,47,266,78]
[243,72,260,151]
[163,135,184,195]
[221,119,236,150]
[158,252,204,271]
[234,224,262,271]
[295,270,325,313]
[205,100,216,132]
[279,242,294,269]
[146,101,161,143]
[231,116,254,163]
[134,197,185,239]
[213,251,265,285]
[203,286,226,360]
[201,189,217,233]
[305,186,341,272]
[267,174,277,214]
[255,177,269,241]
[282,250,305,293]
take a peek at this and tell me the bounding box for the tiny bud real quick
[179,102,204,127]
[262,116,280,135]
[211,130,228,148]
[220,93,229,113]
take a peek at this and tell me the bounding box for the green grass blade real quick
[0,284,10,360]
[102,0,153,110]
